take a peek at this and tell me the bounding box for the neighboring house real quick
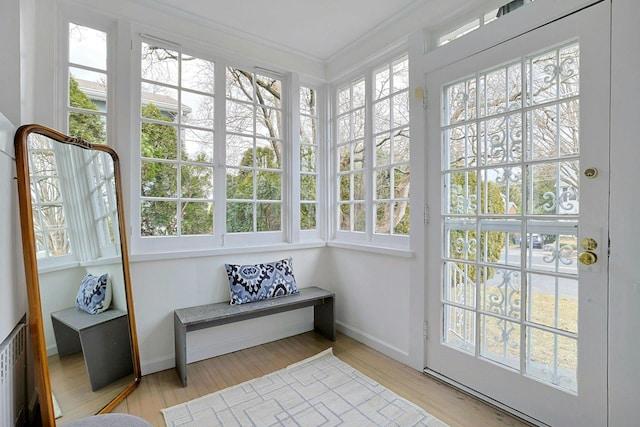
[76,78,191,120]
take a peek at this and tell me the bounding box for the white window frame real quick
[430,0,537,50]
[331,51,410,249]
[36,9,118,271]
[129,30,311,253]
[297,82,325,242]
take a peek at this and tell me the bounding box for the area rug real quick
[161,348,448,426]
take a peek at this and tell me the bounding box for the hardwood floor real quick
[48,353,135,424]
[113,332,534,426]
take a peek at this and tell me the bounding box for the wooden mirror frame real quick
[14,124,141,426]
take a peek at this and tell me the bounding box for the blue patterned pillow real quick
[75,273,112,314]
[225,258,300,305]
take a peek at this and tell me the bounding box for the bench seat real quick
[174,286,335,386]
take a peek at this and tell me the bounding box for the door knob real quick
[578,251,598,265]
[580,237,598,251]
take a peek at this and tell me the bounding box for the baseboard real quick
[140,355,175,376]
[336,320,411,366]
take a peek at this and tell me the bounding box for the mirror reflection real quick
[15,125,140,426]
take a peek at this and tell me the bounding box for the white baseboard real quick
[336,320,412,366]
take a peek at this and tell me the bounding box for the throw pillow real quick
[225,257,300,305]
[75,273,112,314]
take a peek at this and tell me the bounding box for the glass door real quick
[425,2,610,425]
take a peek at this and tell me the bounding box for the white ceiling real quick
[140,0,429,61]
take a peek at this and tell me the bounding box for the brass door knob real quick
[578,251,598,266]
[580,237,598,251]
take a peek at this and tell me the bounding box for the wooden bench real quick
[173,286,335,386]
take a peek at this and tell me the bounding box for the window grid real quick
[84,150,119,256]
[336,78,366,233]
[300,86,319,231]
[139,41,216,237]
[67,23,108,144]
[372,56,410,236]
[225,67,283,233]
[27,136,71,260]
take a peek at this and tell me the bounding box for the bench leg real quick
[314,297,336,341]
[174,314,188,387]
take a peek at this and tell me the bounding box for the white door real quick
[425,3,609,426]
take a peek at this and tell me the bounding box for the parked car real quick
[522,233,543,249]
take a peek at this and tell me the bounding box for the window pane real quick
[257,171,281,200]
[257,203,281,231]
[301,203,317,230]
[69,24,106,69]
[300,146,316,172]
[141,42,178,85]
[226,169,253,200]
[141,161,177,197]
[375,66,390,100]
[181,55,215,94]
[300,175,316,201]
[141,200,178,236]
[226,134,253,167]
[181,202,213,235]
[182,128,214,163]
[182,91,214,128]
[181,165,213,199]
[226,202,253,232]
[141,122,178,160]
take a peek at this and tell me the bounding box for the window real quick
[337,78,366,233]
[139,40,216,237]
[67,24,108,143]
[225,68,283,234]
[27,135,72,261]
[436,0,536,47]
[83,150,119,257]
[300,86,319,231]
[334,54,410,246]
[373,57,410,235]
[32,21,112,265]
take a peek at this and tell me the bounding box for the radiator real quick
[0,322,26,427]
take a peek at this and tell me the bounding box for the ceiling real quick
[140,0,430,62]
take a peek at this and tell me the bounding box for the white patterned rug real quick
[161,348,448,426]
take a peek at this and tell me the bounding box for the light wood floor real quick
[48,353,135,424]
[112,332,534,427]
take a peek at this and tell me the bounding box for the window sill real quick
[129,240,327,263]
[327,241,414,258]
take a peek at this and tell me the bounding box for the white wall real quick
[323,248,415,365]
[0,114,26,342]
[608,0,640,425]
[0,0,28,345]
[129,248,327,374]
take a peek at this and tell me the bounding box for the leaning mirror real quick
[14,124,140,426]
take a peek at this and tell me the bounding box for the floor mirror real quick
[14,124,141,426]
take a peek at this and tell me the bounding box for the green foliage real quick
[68,77,106,144]
[226,146,281,232]
[140,103,213,236]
